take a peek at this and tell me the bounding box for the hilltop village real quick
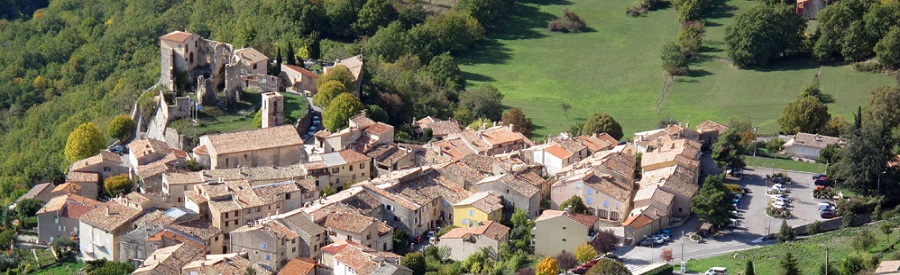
[17,30,729,275]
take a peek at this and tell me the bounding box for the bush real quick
[806,220,822,235]
[644,264,675,275]
[548,9,586,33]
[662,42,689,76]
[677,21,705,58]
[837,198,874,216]
[842,212,858,228]
[104,174,133,197]
[660,249,673,261]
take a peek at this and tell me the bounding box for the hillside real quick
[458,0,897,137]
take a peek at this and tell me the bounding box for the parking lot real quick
[619,164,836,272]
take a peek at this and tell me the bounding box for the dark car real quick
[821,211,836,219]
[815,179,832,187]
[813,174,827,180]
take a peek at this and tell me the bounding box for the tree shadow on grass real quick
[461,71,496,83]
[458,39,512,65]
[688,68,713,77]
[490,2,558,41]
[753,58,820,72]
[705,0,737,19]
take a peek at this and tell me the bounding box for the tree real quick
[323,93,365,131]
[65,122,106,161]
[14,198,44,220]
[745,260,755,275]
[833,122,892,194]
[244,266,258,275]
[316,64,356,92]
[843,211,858,228]
[502,107,534,137]
[876,27,900,69]
[798,80,833,104]
[725,5,806,68]
[352,0,396,36]
[778,96,831,135]
[777,219,796,243]
[582,113,624,140]
[420,11,484,53]
[104,174,133,197]
[590,230,618,254]
[819,261,837,275]
[556,251,577,270]
[392,229,409,254]
[427,52,464,92]
[459,84,504,121]
[779,252,800,275]
[313,80,350,108]
[366,105,389,123]
[87,260,136,275]
[402,252,426,275]
[660,249,673,262]
[559,196,590,214]
[560,102,572,118]
[585,258,630,275]
[575,243,598,263]
[691,175,735,227]
[677,21,705,57]
[323,0,364,37]
[866,86,900,130]
[455,0,505,30]
[52,237,78,262]
[713,130,745,170]
[661,41,689,76]
[850,230,876,251]
[363,22,409,62]
[286,41,297,65]
[882,222,893,243]
[469,118,493,130]
[841,21,873,62]
[536,256,558,275]
[107,114,136,141]
[672,0,710,22]
[840,253,867,275]
[821,117,848,137]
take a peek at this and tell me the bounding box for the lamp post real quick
[644,235,654,264]
[820,243,829,275]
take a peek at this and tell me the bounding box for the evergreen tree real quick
[777,219,796,243]
[745,260,755,275]
[779,252,800,275]
[287,41,296,66]
[691,175,735,227]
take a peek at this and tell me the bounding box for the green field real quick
[458,0,897,137]
[687,220,900,274]
[745,156,826,174]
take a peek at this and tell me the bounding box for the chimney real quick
[509,124,514,132]
[105,206,110,217]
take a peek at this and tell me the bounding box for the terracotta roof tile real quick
[440,220,509,241]
[160,31,193,43]
[785,132,844,150]
[545,144,573,159]
[80,201,143,232]
[235,48,268,63]
[535,210,599,228]
[624,213,654,229]
[202,125,302,155]
[339,149,371,164]
[279,258,317,275]
[282,64,318,78]
[696,120,729,135]
[36,194,99,218]
[71,151,122,172]
[454,192,503,213]
[323,211,377,234]
[133,243,202,275]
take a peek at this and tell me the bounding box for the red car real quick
[821,211,836,219]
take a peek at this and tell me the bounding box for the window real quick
[575,182,582,188]
[586,197,593,204]
[610,211,620,221]
[254,64,258,70]
[586,187,593,194]
[225,213,229,219]
[367,234,371,240]
[350,165,354,171]
[347,236,352,241]
[103,167,110,172]
[603,200,609,207]
[469,210,474,217]
[332,168,340,173]
[360,163,365,169]
[265,254,270,261]
[292,247,296,252]
[562,238,566,242]
[598,209,609,219]
[679,207,683,213]
[285,193,291,200]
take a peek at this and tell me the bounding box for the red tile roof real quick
[535,210,599,228]
[624,213,654,229]
[545,144,573,159]
[282,64,318,78]
[440,220,509,241]
[279,258,317,275]
[160,31,193,43]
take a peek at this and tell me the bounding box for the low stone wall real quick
[794,213,871,235]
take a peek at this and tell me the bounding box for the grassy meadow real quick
[458,0,897,137]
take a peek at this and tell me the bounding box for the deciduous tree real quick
[866,86,900,129]
[459,84,504,121]
[536,256,558,275]
[316,64,356,92]
[323,93,364,131]
[575,243,598,263]
[559,196,589,214]
[501,107,534,137]
[725,5,806,68]
[556,251,577,270]
[662,41,689,76]
[313,80,350,108]
[352,0,396,36]
[875,26,900,69]
[402,252,426,275]
[65,122,106,162]
[778,96,831,134]
[850,229,876,251]
[104,174,133,197]
[590,230,618,254]
[427,52,464,92]
[585,259,630,275]
[107,114,136,141]
[582,113,623,140]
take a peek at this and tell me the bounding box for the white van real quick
[705,267,727,275]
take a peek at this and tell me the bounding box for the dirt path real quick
[656,74,674,114]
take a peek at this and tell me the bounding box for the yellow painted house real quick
[453,192,504,227]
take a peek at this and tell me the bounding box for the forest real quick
[0,0,515,205]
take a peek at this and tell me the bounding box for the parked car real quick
[813,174,827,180]
[771,201,786,209]
[705,267,727,275]
[818,202,836,212]
[821,211,837,219]
[770,194,790,202]
[815,179,832,187]
[771,184,787,193]
[639,239,653,247]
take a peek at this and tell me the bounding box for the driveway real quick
[618,163,834,272]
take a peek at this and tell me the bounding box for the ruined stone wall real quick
[243,74,283,93]
[223,61,242,105]
[169,97,192,119]
[160,47,175,91]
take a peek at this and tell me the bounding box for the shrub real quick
[104,174,133,197]
[548,9,586,33]
[806,220,822,235]
[776,220,795,243]
[677,21,705,58]
[643,264,674,275]
[660,249,673,261]
[556,251,577,270]
[842,212,858,228]
[662,41,689,76]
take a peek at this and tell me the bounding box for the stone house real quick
[783,132,845,160]
[185,180,315,235]
[640,139,701,172]
[474,173,542,219]
[134,150,188,193]
[623,212,659,246]
[317,211,388,251]
[533,210,600,257]
[132,243,203,275]
[639,164,698,218]
[69,151,129,184]
[438,221,510,261]
[412,116,462,140]
[314,113,394,152]
[159,31,204,91]
[235,47,269,76]
[16,182,55,204]
[574,133,619,154]
[79,201,145,261]
[630,187,674,228]
[161,164,309,205]
[303,149,372,192]
[53,172,101,199]
[528,143,586,176]
[452,192,503,227]
[129,138,181,168]
[278,258,320,275]
[196,125,304,170]
[696,120,729,148]
[35,194,100,244]
[364,143,416,175]
[634,124,701,153]
[119,209,224,267]
[182,253,272,275]
[437,125,533,157]
[322,240,410,275]
[281,64,318,95]
[552,169,632,223]
[230,212,325,272]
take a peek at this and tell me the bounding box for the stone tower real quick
[261,92,284,128]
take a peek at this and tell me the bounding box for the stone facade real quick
[261,92,285,128]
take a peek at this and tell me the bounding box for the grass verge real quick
[745,156,826,174]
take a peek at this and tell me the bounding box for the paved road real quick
[617,162,834,272]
